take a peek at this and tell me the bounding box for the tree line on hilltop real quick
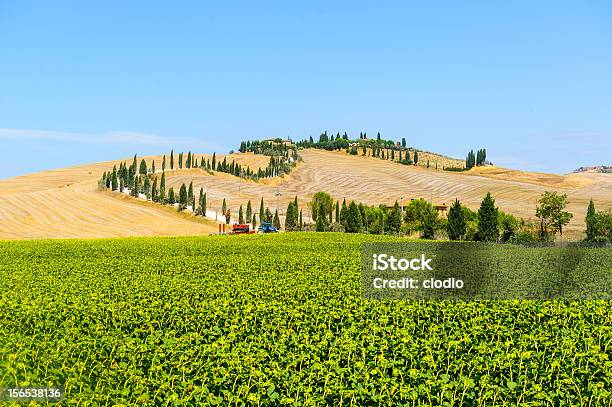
[292,130,484,171]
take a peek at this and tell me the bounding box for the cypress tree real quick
[402,137,406,148]
[179,152,183,169]
[139,159,147,175]
[239,205,244,224]
[316,202,328,232]
[359,203,367,228]
[144,176,151,198]
[285,201,296,231]
[585,198,597,241]
[111,166,118,191]
[413,150,419,165]
[151,160,156,174]
[252,214,257,229]
[335,201,340,222]
[151,177,158,202]
[387,201,402,234]
[168,187,175,204]
[447,199,466,240]
[159,172,166,201]
[162,155,166,172]
[346,201,363,233]
[179,183,187,209]
[187,182,193,205]
[212,153,216,171]
[246,200,252,222]
[259,198,265,223]
[299,209,303,228]
[477,192,499,242]
[201,192,207,217]
[130,175,137,197]
[170,150,174,170]
[339,199,348,229]
[222,198,227,218]
[273,210,281,229]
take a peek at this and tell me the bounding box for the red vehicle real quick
[229,224,256,235]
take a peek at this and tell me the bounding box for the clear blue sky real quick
[1,1,611,178]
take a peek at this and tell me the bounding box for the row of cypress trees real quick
[465,148,487,169]
[100,150,297,187]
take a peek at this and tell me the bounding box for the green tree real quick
[499,211,520,242]
[162,155,166,172]
[143,176,151,198]
[201,191,207,217]
[238,205,244,224]
[252,214,257,229]
[179,183,188,210]
[259,197,265,222]
[168,187,175,204]
[446,199,466,240]
[346,201,363,233]
[387,201,403,234]
[310,191,333,222]
[212,153,216,171]
[315,202,329,232]
[585,198,597,241]
[111,166,118,191]
[187,182,193,206]
[246,200,252,223]
[170,150,174,170]
[335,201,340,223]
[421,206,438,239]
[151,177,158,201]
[273,210,281,229]
[535,191,573,239]
[285,201,297,231]
[594,211,612,242]
[151,160,156,174]
[159,172,166,201]
[413,150,419,165]
[339,199,348,229]
[477,192,499,242]
[222,198,227,218]
[139,159,147,175]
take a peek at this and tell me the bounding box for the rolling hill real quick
[0,149,610,240]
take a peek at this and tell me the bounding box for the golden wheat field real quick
[0,149,610,240]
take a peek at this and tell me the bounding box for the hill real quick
[1,149,610,240]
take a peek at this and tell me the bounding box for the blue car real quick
[258,222,278,233]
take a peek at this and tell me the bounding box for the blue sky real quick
[1,1,611,178]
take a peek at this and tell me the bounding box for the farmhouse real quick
[434,204,448,217]
[264,138,293,147]
[387,200,448,217]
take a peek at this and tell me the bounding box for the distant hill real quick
[573,165,612,174]
[1,149,611,240]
